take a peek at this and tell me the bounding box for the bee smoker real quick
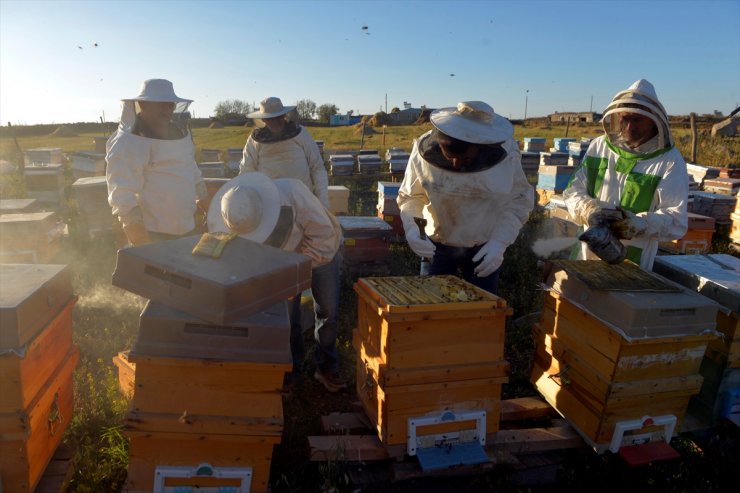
[578,209,626,264]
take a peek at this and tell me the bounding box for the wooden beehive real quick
[0,212,64,264]
[0,264,74,349]
[659,212,715,254]
[0,198,38,214]
[112,350,136,398]
[0,297,76,414]
[338,216,393,265]
[125,433,278,493]
[112,235,311,325]
[353,275,511,445]
[0,346,78,492]
[532,260,717,450]
[327,185,350,216]
[23,164,65,205]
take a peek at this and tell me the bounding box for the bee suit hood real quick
[601,79,673,151]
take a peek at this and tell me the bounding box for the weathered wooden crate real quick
[0,264,74,349]
[0,346,78,492]
[0,297,76,414]
[0,198,38,214]
[112,235,311,325]
[126,432,278,493]
[659,228,714,254]
[339,216,393,265]
[354,276,510,369]
[531,289,713,450]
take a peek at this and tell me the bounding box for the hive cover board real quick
[112,235,311,325]
[653,254,740,313]
[133,300,291,364]
[338,216,393,237]
[0,264,73,348]
[544,260,719,338]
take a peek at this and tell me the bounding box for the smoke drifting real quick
[532,237,578,258]
[76,284,145,315]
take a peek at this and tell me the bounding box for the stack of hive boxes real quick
[658,212,716,254]
[703,177,740,196]
[338,216,393,277]
[691,192,736,225]
[385,148,410,174]
[329,154,355,176]
[567,139,591,166]
[225,148,243,176]
[536,165,577,205]
[532,260,718,453]
[357,153,383,175]
[376,181,403,238]
[523,137,546,153]
[24,163,66,208]
[521,138,545,178]
[200,148,221,162]
[71,176,114,239]
[111,236,311,493]
[0,210,64,263]
[653,254,740,425]
[352,275,511,451]
[0,264,78,492]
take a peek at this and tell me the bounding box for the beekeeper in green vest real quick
[563,79,689,270]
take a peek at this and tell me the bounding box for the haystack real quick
[50,126,78,137]
[208,121,224,129]
[415,109,432,124]
[353,123,375,136]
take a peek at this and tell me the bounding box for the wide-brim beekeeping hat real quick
[430,101,513,144]
[122,79,192,103]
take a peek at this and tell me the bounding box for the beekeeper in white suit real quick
[106,78,208,246]
[240,97,329,208]
[563,79,688,270]
[397,101,534,294]
[208,172,345,393]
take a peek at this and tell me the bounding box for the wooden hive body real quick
[353,276,511,446]
[0,346,78,492]
[339,216,393,265]
[0,297,76,413]
[532,289,713,448]
[0,213,63,264]
[112,235,311,325]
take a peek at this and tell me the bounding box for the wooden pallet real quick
[308,397,584,484]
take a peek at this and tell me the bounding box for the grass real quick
[0,122,738,492]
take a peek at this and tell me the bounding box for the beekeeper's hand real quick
[611,208,648,239]
[405,228,436,259]
[122,222,151,247]
[472,240,505,277]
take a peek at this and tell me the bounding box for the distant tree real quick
[317,103,339,123]
[296,99,317,120]
[213,99,252,119]
[391,107,400,113]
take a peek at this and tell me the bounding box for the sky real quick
[1,0,739,125]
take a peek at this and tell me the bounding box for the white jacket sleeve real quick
[289,181,341,267]
[239,135,259,174]
[488,145,535,248]
[298,129,329,208]
[106,133,149,219]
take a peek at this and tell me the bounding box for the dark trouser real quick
[420,241,500,294]
[289,251,342,374]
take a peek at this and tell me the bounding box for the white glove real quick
[405,229,436,259]
[611,208,648,240]
[472,240,505,277]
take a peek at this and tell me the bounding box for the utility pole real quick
[590,95,593,113]
[524,89,529,122]
[385,93,387,114]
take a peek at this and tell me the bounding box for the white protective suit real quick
[272,178,342,268]
[106,101,206,235]
[240,126,330,208]
[563,79,688,270]
[398,130,534,249]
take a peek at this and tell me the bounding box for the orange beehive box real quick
[112,350,136,398]
[353,276,511,446]
[0,346,78,492]
[0,297,76,414]
[126,432,279,493]
[531,290,712,450]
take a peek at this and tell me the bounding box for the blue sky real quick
[1,0,738,125]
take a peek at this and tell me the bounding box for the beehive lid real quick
[0,211,57,232]
[72,176,107,188]
[544,260,719,338]
[24,163,64,172]
[339,216,393,236]
[112,235,311,325]
[0,198,37,213]
[355,275,508,312]
[377,181,400,196]
[328,185,350,197]
[653,254,740,313]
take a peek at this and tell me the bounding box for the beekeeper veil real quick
[601,79,673,150]
[118,79,193,133]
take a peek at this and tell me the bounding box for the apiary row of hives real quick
[110,235,311,492]
[1,264,78,492]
